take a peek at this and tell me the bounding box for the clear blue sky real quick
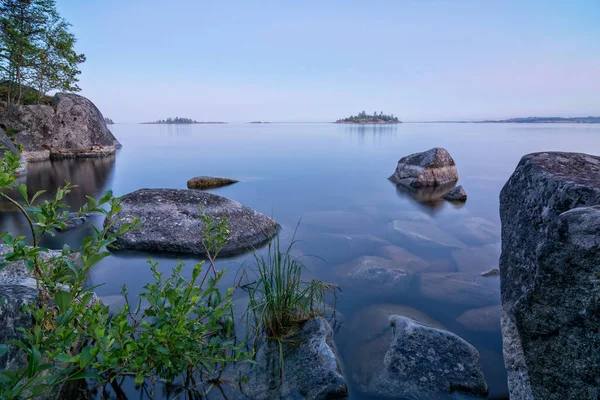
[57,0,599,122]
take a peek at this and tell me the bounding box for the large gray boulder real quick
[233,317,348,399]
[500,152,600,400]
[365,316,488,399]
[0,93,119,161]
[107,189,280,257]
[389,147,458,188]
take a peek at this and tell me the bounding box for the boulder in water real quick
[441,185,467,201]
[389,147,458,188]
[187,176,238,190]
[107,189,280,257]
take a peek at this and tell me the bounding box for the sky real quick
[57,0,600,123]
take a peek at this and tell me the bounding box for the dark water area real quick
[2,122,600,399]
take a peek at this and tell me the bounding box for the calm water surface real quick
[4,122,600,399]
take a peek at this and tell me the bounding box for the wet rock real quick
[439,216,499,246]
[0,278,38,371]
[419,272,500,307]
[452,243,501,275]
[481,268,500,277]
[107,189,280,257]
[186,176,238,190]
[235,317,347,399]
[456,306,501,332]
[389,210,434,223]
[393,181,457,209]
[442,185,467,202]
[296,232,389,265]
[389,147,459,188]
[336,256,413,294]
[366,316,488,399]
[391,219,466,249]
[374,245,428,273]
[0,93,118,161]
[302,210,374,232]
[345,304,444,390]
[500,152,600,400]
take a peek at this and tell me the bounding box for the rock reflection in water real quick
[393,180,459,210]
[0,156,115,237]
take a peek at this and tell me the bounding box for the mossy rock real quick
[187,176,238,190]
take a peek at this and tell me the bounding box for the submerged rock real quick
[441,185,467,201]
[500,152,600,400]
[389,147,458,188]
[456,305,501,332]
[107,189,279,257]
[419,272,500,307]
[364,316,488,399]
[296,232,390,265]
[336,256,413,294]
[374,245,429,273]
[452,243,501,276]
[439,216,499,246]
[186,176,238,190]
[0,93,119,161]
[235,317,347,399]
[302,210,374,232]
[391,219,466,249]
[481,268,500,277]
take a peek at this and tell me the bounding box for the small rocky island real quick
[104,117,115,125]
[336,111,401,124]
[142,117,226,124]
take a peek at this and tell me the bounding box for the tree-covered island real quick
[141,117,226,124]
[336,111,401,124]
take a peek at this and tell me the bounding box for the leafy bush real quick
[0,149,249,399]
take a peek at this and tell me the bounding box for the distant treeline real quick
[104,117,114,125]
[337,111,400,123]
[152,117,198,124]
[484,116,600,124]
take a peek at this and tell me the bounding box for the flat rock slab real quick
[456,305,501,332]
[389,147,458,188]
[187,176,238,190]
[452,243,501,276]
[107,189,280,257]
[439,217,500,246]
[419,272,501,307]
[366,316,488,399]
[391,220,466,249]
[335,256,413,294]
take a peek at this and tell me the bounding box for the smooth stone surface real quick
[439,217,500,246]
[389,147,459,188]
[500,152,600,400]
[456,306,501,332]
[186,176,238,190]
[442,185,467,201]
[374,245,429,273]
[302,210,374,232]
[234,317,348,400]
[296,232,390,265]
[366,316,488,399]
[0,93,118,161]
[419,272,501,307]
[391,220,466,249]
[107,189,280,257]
[452,243,501,276]
[336,256,413,294]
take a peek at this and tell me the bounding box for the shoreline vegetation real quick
[141,117,226,124]
[336,111,401,124]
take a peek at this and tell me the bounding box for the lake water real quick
[3,122,600,399]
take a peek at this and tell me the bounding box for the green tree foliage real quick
[155,117,199,124]
[0,0,85,105]
[336,110,400,123]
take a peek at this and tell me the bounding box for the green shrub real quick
[0,148,249,399]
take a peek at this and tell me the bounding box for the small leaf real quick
[54,290,73,314]
[66,370,100,381]
[0,344,7,356]
[79,345,94,369]
[55,353,75,363]
[134,372,144,386]
[17,184,28,202]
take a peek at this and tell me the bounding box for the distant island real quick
[482,116,600,124]
[141,117,226,124]
[250,121,271,124]
[336,111,401,124]
[104,117,115,125]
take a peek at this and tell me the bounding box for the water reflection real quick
[0,156,116,238]
[392,181,459,211]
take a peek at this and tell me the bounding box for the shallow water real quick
[3,122,600,399]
